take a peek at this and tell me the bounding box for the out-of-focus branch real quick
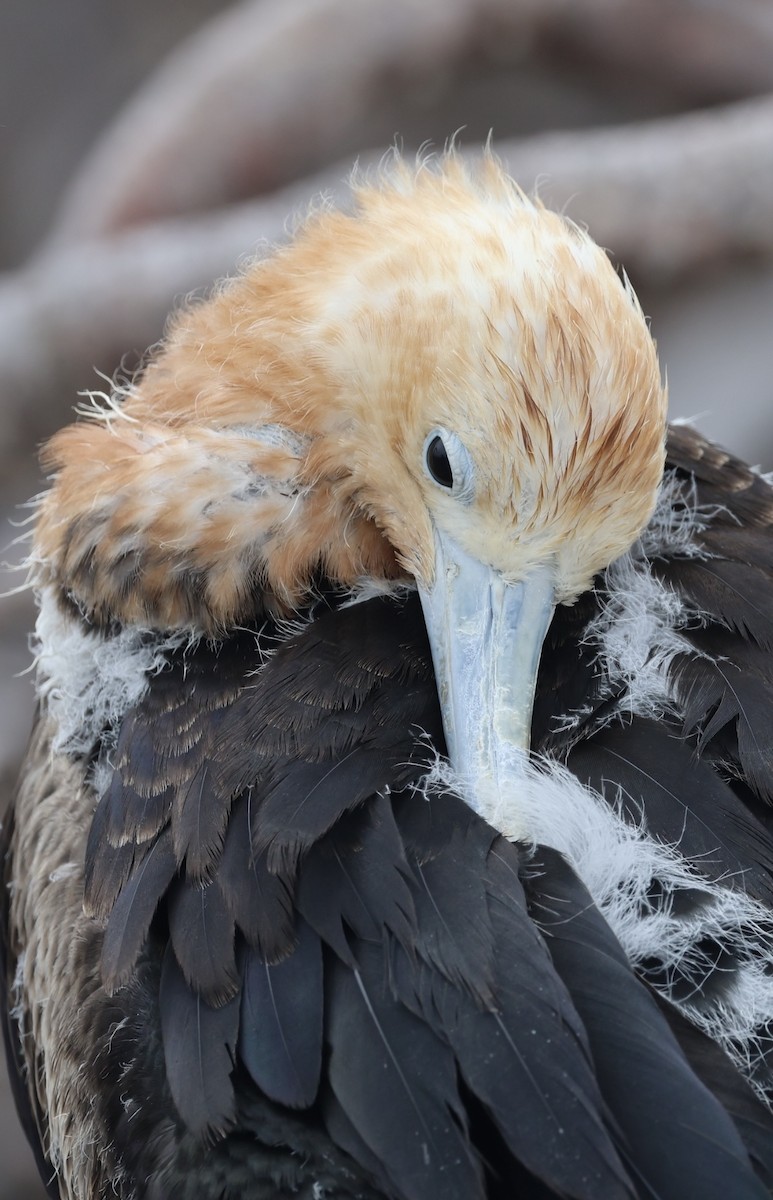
[546,0,773,105]
[47,0,515,243]
[47,0,773,244]
[499,93,773,279]
[4,92,773,462]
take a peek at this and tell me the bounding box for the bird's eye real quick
[426,435,453,488]
[422,427,475,503]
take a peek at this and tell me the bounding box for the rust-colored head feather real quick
[34,154,666,632]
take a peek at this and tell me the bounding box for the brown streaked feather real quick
[0,805,60,1199]
[6,720,121,1197]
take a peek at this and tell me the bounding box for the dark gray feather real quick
[167,875,239,1007]
[101,832,177,993]
[239,916,323,1109]
[159,943,239,1142]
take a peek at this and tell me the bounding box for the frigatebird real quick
[3,154,773,1199]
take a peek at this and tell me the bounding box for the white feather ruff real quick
[513,760,773,1097]
[583,471,709,723]
[32,587,191,757]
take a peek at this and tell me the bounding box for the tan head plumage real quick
[34,153,667,633]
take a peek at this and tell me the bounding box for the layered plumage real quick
[4,156,773,1199]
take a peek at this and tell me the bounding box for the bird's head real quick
[35,154,666,819]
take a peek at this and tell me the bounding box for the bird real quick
[3,151,773,1200]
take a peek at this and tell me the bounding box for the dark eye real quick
[426,435,453,488]
[422,427,475,502]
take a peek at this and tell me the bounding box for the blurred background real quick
[2,1,773,1194]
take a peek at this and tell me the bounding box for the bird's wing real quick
[661,425,773,806]
[79,558,771,1198]
[86,596,641,1200]
[526,844,771,1197]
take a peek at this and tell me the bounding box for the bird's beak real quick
[417,529,555,833]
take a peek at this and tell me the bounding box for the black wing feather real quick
[568,718,773,902]
[393,792,497,1005]
[673,630,773,801]
[656,998,773,1190]
[326,943,484,1200]
[526,845,768,1200]
[211,599,441,805]
[98,766,173,850]
[656,557,773,652]
[239,916,323,1109]
[83,783,141,920]
[662,428,773,803]
[159,942,239,1142]
[167,874,239,1007]
[217,791,296,963]
[296,795,417,969]
[253,749,412,874]
[172,761,234,881]
[100,831,177,993]
[391,795,633,1200]
[323,1090,398,1195]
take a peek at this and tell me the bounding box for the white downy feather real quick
[32,587,191,757]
